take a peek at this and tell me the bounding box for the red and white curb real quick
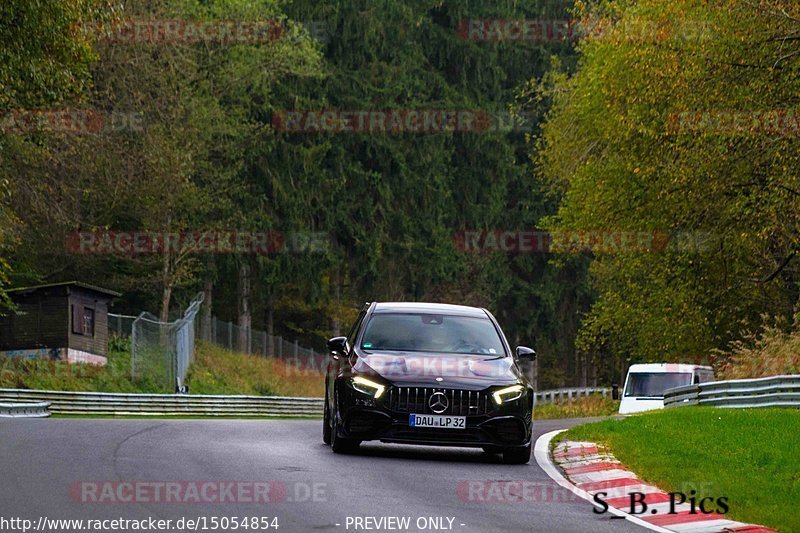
[534,430,776,533]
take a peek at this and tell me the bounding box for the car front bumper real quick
[337,405,532,448]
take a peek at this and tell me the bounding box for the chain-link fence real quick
[131,293,204,392]
[108,313,137,337]
[203,317,326,374]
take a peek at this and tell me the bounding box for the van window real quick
[624,372,693,398]
[696,370,714,384]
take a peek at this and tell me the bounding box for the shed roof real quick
[7,281,121,298]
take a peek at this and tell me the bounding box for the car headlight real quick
[493,384,524,405]
[351,376,386,398]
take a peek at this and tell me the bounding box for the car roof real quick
[372,302,488,318]
[627,363,713,373]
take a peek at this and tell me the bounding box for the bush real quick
[534,394,618,419]
[714,316,800,379]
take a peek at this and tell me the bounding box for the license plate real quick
[409,414,466,429]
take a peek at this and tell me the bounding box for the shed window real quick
[82,307,95,336]
[72,304,95,337]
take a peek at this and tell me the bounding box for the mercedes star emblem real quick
[428,391,449,414]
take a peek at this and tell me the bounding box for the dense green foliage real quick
[562,407,800,532]
[3,0,798,387]
[1,0,585,387]
[539,0,800,382]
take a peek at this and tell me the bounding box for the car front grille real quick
[385,387,490,416]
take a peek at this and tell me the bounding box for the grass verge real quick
[51,414,320,420]
[0,338,325,398]
[187,342,324,397]
[559,407,800,532]
[534,394,619,419]
[0,337,164,392]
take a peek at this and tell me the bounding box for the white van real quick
[618,363,714,414]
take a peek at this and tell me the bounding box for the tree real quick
[538,0,800,379]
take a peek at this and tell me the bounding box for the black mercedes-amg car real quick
[323,302,536,464]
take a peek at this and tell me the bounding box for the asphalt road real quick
[0,418,644,533]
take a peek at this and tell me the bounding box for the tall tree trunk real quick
[237,260,251,353]
[160,244,173,324]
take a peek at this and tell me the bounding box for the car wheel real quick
[323,398,332,445]
[502,442,531,464]
[331,405,360,454]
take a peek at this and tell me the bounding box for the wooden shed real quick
[0,281,120,365]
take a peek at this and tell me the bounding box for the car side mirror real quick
[515,346,536,360]
[327,336,348,355]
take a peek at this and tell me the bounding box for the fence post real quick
[262,332,267,356]
[130,316,137,381]
[228,321,233,350]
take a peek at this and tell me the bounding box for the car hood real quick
[353,351,521,388]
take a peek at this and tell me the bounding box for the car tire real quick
[323,399,332,445]
[331,406,360,454]
[502,442,531,464]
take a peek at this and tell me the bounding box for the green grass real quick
[52,414,321,420]
[560,407,800,532]
[0,338,325,398]
[186,342,324,397]
[535,394,619,419]
[0,336,165,392]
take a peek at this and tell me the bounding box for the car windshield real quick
[360,313,505,355]
[624,372,693,398]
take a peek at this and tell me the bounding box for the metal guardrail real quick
[534,387,609,406]
[0,389,322,417]
[0,401,51,418]
[0,386,610,417]
[664,375,800,409]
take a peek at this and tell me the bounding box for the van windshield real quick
[624,372,692,398]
